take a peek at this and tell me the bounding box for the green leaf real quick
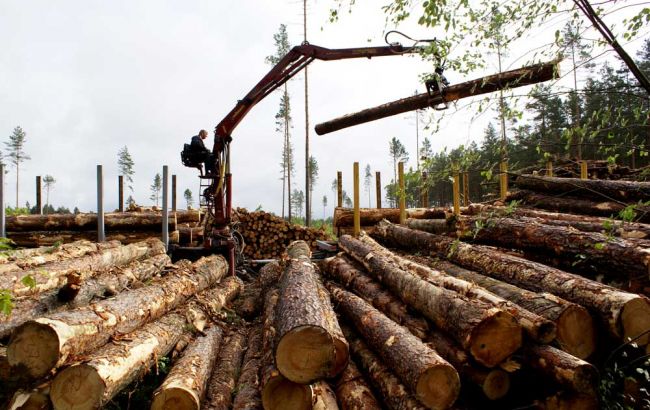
[21,274,36,289]
[594,243,605,250]
[0,289,13,316]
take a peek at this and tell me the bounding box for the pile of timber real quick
[517,159,640,180]
[332,206,463,233]
[234,208,331,259]
[4,209,201,247]
[509,174,650,222]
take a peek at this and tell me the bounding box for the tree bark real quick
[506,190,650,222]
[5,210,200,232]
[329,285,460,409]
[0,346,9,382]
[374,220,650,346]
[425,330,510,401]
[542,391,600,410]
[62,253,171,305]
[315,61,559,135]
[341,325,428,410]
[231,324,263,410]
[2,239,166,297]
[359,234,556,343]
[333,207,451,227]
[193,276,242,320]
[311,381,339,410]
[233,261,282,320]
[6,230,180,247]
[444,215,650,280]
[425,259,596,359]
[49,311,188,410]
[323,255,430,339]
[0,254,170,339]
[202,329,247,410]
[334,360,382,410]
[7,255,228,379]
[522,344,598,395]
[261,289,312,410]
[151,325,224,410]
[339,235,522,367]
[514,174,650,203]
[274,240,341,383]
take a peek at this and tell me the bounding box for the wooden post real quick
[171,174,177,212]
[118,176,124,212]
[462,171,469,207]
[546,161,553,177]
[452,164,460,216]
[580,161,588,180]
[353,162,360,237]
[499,162,508,201]
[97,165,105,242]
[398,162,406,224]
[337,171,343,208]
[35,176,42,215]
[375,171,382,209]
[421,171,429,208]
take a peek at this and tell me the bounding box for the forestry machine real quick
[178,34,444,276]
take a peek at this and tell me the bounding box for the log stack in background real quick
[4,209,200,247]
[234,208,332,259]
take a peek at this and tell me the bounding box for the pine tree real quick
[117,146,135,194]
[184,188,194,209]
[5,126,30,208]
[150,173,162,206]
[364,164,372,207]
[291,189,305,220]
[388,137,408,206]
[322,195,327,219]
[42,175,56,213]
[308,156,318,218]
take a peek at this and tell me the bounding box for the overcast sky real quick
[1,1,647,217]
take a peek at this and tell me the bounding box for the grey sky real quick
[1,1,646,217]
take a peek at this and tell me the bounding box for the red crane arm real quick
[214,43,418,140]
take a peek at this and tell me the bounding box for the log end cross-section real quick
[6,320,61,380]
[469,308,522,369]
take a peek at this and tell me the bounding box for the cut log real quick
[6,230,180,247]
[315,61,558,135]
[5,210,200,232]
[334,360,382,410]
[425,330,510,401]
[193,276,243,319]
[261,288,312,410]
[505,190,650,221]
[203,329,247,410]
[542,391,600,410]
[62,253,170,305]
[311,381,340,410]
[7,255,227,379]
[443,215,650,280]
[333,207,451,228]
[358,233,556,343]
[425,259,596,359]
[339,235,522,367]
[341,325,428,410]
[274,240,341,383]
[522,345,598,395]
[231,324,263,410]
[151,325,223,410]
[323,255,430,339]
[49,311,188,410]
[374,220,650,346]
[315,277,350,378]
[514,174,650,203]
[1,239,166,297]
[329,285,460,409]
[233,261,282,319]
[7,383,51,410]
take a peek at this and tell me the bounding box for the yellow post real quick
[353,162,360,237]
[546,161,553,177]
[462,171,469,207]
[375,171,382,209]
[580,161,588,180]
[452,164,460,216]
[499,161,508,201]
[398,162,406,224]
[337,171,343,207]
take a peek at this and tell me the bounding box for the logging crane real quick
[178,38,431,275]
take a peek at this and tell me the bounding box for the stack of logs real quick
[5,209,201,247]
[235,208,331,259]
[517,159,646,181]
[0,237,247,409]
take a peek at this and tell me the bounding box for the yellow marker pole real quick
[546,161,553,177]
[353,162,360,237]
[452,164,460,216]
[375,171,382,209]
[462,171,469,207]
[499,161,508,201]
[580,161,588,180]
[337,171,343,207]
[398,162,406,224]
